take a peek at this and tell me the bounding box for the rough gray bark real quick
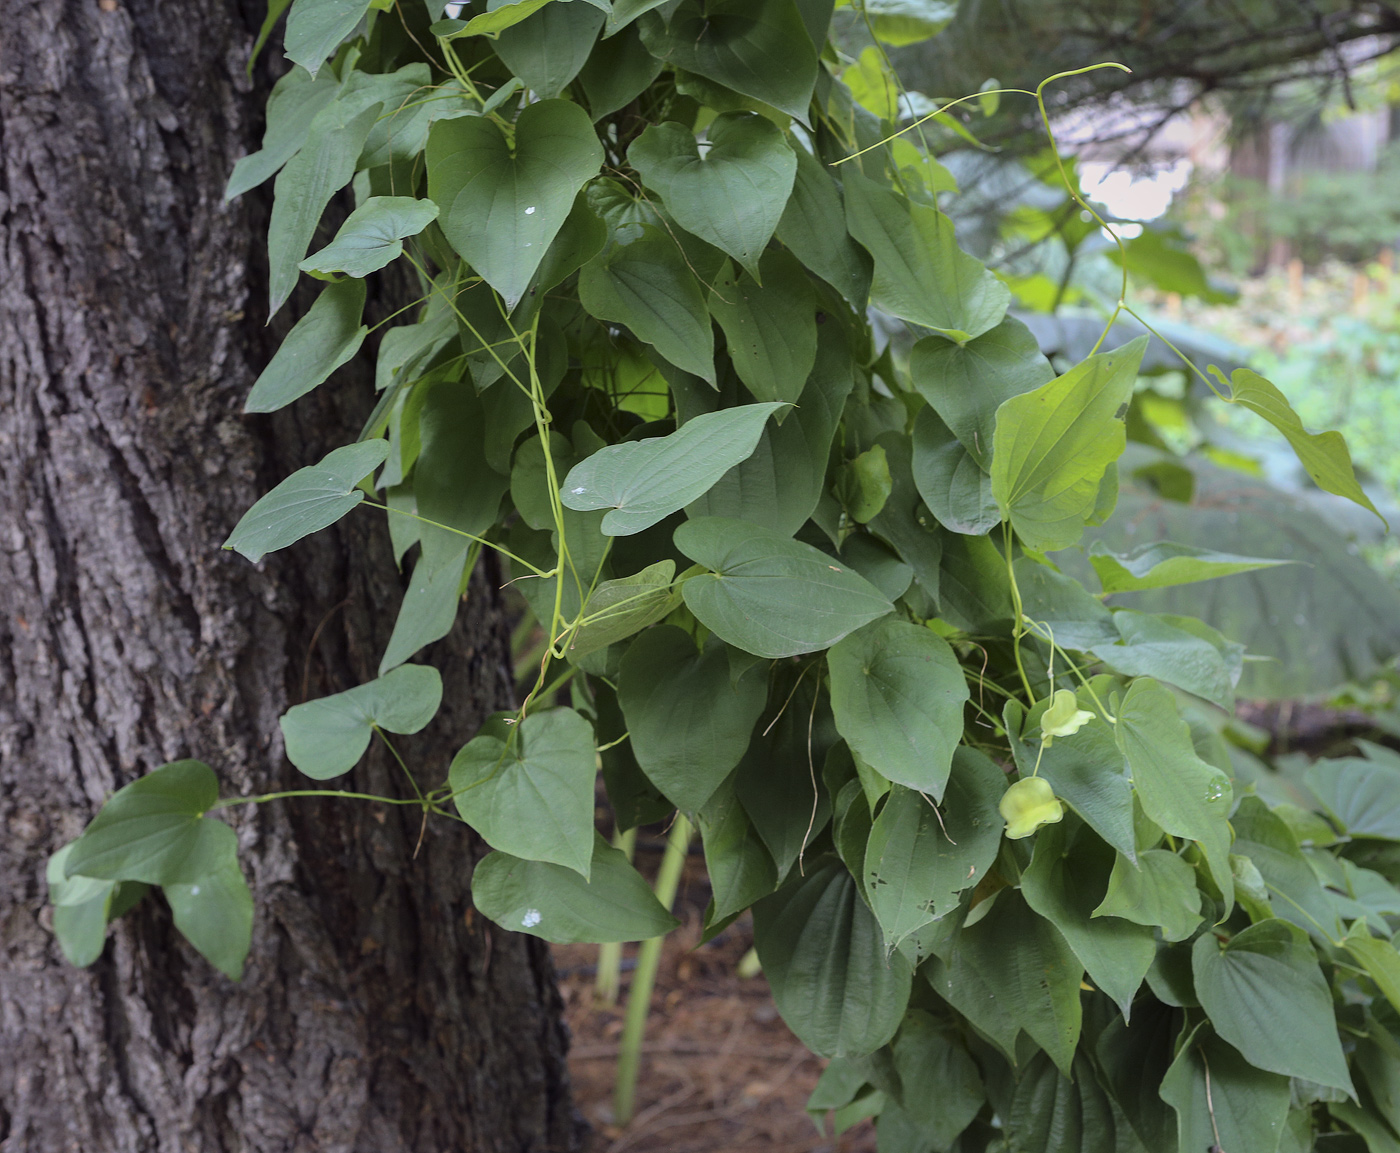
[0,2,580,1150]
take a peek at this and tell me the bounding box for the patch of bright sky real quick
[1078,158,1193,223]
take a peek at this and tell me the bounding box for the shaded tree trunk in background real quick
[0,2,580,1150]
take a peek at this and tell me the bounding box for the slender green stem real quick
[374,727,424,804]
[363,498,548,576]
[614,815,692,1126]
[209,789,421,810]
[595,827,637,1006]
[1002,523,1036,704]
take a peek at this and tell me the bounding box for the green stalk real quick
[613,815,692,1126]
[594,827,636,1006]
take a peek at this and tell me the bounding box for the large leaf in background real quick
[1067,447,1400,697]
[494,1,604,98]
[910,316,1053,469]
[911,406,1000,535]
[246,278,368,413]
[775,147,872,308]
[1116,679,1234,909]
[618,628,768,813]
[578,224,716,383]
[279,664,442,779]
[224,440,389,562]
[299,196,440,277]
[629,114,797,281]
[1211,365,1384,525]
[843,170,1009,342]
[427,100,603,310]
[990,338,1147,552]
[472,834,680,943]
[284,0,372,76]
[1160,1024,1292,1153]
[1088,540,1290,593]
[707,252,817,405]
[676,517,893,657]
[827,617,969,798]
[1194,919,1353,1094]
[862,750,1005,949]
[267,99,381,316]
[560,402,785,534]
[925,890,1083,1073]
[449,708,597,876]
[1306,757,1400,841]
[753,860,912,1057]
[1021,820,1155,1016]
[1088,610,1239,711]
[637,0,819,121]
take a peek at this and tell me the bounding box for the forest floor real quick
[551,839,878,1153]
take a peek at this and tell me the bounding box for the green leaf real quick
[494,1,604,98]
[445,0,558,37]
[279,664,442,779]
[843,169,1009,342]
[1231,795,1340,943]
[378,546,469,675]
[911,406,1000,536]
[1093,848,1203,943]
[629,113,796,281]
[449,707,598,876]
[861,0,955,44]
[472,833,681,943]
[426,99,603,309]
[697,774,779,922]
[618,628,768,813]
[1211,364,1385,526]
[1160,1024,1292,1153]
[828,617,969,799]
[245,279,368,412]
[65,761,227,885]
[862,750,1005,949]
[164,847,254,980]
[267,99,381,316]
[1307,758,1400,841]
[47,845,118,968]
[566,560,679,658]
[1331,1096,1400,1153]
[1345,922,1400,1018]
[708,252,816,405]
[889,1011,983,1149]
[284,0,371,75]
[578,224,716,383]
[910,317,1053,470]
[775,148,873,307]
[1005,1051,1118,1153]
[676,517,893,658]
[753,860,912,1057]
[1021,820,1155,1015]
[924,889,1082,1073]
[1090,540,1292,595]
[226,65,340,200]
[299,196,439,277]
[990,338,1147,552]
[561,403,784,535]
[579,24,664,119]
[1192,918,1353,1094]
[1115,678,1234,910]
[1108,226,1236,303]
[1014,556,1117,651]
[837,444,893,524]
[637,0,819,121]
[1088,610,1238,712]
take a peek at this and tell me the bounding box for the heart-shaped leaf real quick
[245,278,368,413]
[427,99,603,309]
[224,440,390,562]
[279,664,443,779]
[494,1,604,98]
[629,113,796,280]
[560,402,786,534]
[450,708,598,876]
[299,196,440,277]
[707,251,816,404]
[911,406,1001,535]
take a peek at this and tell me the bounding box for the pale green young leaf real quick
[990,337,1147,552]
[910,406,1000,536]
[279,664,443,779]
[827,617,969,799]
[226,65,340,200]
[836,444,892,525]
[224,440,389,562]
[449,708,598,877]
[707,252,816,405]
[1115,678,1234,910]
[1093,848,1202,943]
[47,845,117,968]
[378,546,469,675]
[637,0,819,121]
[471,833,681,943]
[245,278,368,412]
[629,113,797,280]
[843,170,1009,342]
[565,560,679,658]
[753,860,912,1057]
[165,848,254,980]
[1160,1024,1292,1153]
[427,99,603,309]
[560,403,786,535]
[284,0,372,76]
[676,517,894,658]
[494,1,604,98]
[299,196,439,277]
[774,148,872,308]
[617,628,767,813]
[1089,540,1291,594]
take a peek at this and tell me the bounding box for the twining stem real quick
[614,815,692,1126]
[595,827,638,1006]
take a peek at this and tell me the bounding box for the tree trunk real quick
[0,2,581,1151]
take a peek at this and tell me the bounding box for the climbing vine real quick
[45,1,1400,1148]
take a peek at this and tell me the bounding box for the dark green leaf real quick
[284,0,372,76]
[1013,557,1118,651]
[1006,1051,1117,1153]
[936,530,1012,632]
[911,406,1000,536]
[472,833,681,943]
[1094,848,1202,943]
[1160,1024,1292,1153]
[708,252,816,404]
[1231,796,1340,944]
[279,664,442,779]
[579,24,664,119]
[566,560,679,658]
[676,517,894,658]
[890,1010,983,1148]
[246,279,368,412]
[775,147,872,307]
[1089,540,1290,594]
[1096,1000,1179,1152]
[1089,609,1238,712]
[494,1,604,98]
[299,196,439,277]
[697,773,779,922]
[378,546,469,675]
